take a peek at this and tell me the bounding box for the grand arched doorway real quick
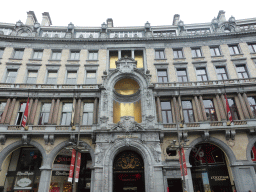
[189,143,233,192]
[113,150,145,192]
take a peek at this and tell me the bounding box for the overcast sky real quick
[0,0,256,27]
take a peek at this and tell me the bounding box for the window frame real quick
[196,67,208,82]
[82,102,94,125]
[247,96,256,117]
[32,50,43,60]
[15,102,27,125]
[38,102,51,125]
[210,46,222,56]
[46,70,58,84]
[176,68,188,82]
[248,43,256,53]
[203,99,217,121]
[173,48,184,59]
[13,49,24,59]
[5,69,18,83]
[215,66,229,80]
[228,44,241,55]
[60,103,73,126]
[160,101,173,124]
[191,47,203,58]
[88,50,98,60]
[70,50,80,60]
[182,100,195,123]
[157,69,168,83]
[155,49,165,59]
[235,64,249,79]
[227,98,240,120]
[66,70,77,84]
[26,70,38,84]
[51,50,62,60]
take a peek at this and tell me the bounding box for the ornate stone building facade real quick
[0,10,256,192]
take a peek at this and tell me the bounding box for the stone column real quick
[221,94,227,114]
[238,93,250,119]
[93,98,98,124]
[38,167,52,192]
[29,99,38,125]
[93,167,103,192]
[52,99,60,125]
[71,98,76,125]
[131,50,135,59]
[178,96,184,123]
[48,99,55,124]
[5,98,16,124]
[173,97,180,123]
[216,95,226,120]
[75,98,81,124]
[199,96,207,121]
[194,96,203,121]
[243,93,254,118]
[118,50,121,59]
[27,98,33,124]
[0,98,11,123]
[156,97,162,123]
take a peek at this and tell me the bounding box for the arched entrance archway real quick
[113,150,145,192]
[189,143,233,192]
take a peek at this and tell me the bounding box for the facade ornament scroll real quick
[146,90,152,109]
[0,135,6,145]
[95,143,104,164]
[102,90,108,111]
[21,134,30,145]
[149,143,162,163]
[111,116,144,132]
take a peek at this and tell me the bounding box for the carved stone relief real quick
[149,143,162,163]
[95,143,104,164]
[111,116,144,132]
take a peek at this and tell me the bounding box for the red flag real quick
[225,94,233,122]
[75,152,81,182]
[178,147,188,179]
[68,149,76,182]
[21,98,29,127]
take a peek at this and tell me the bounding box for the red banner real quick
[21,98,29,127]
[225,94,233,122]
[68,149,76,182]
[75,152,81,182]
[178,147,188,179]
[167,187,169,192]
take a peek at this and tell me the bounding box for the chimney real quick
[173,14,180,25]
[217,10,226,22]
[107,18,113,28]
[41,12,52,26]
[25,11,38,25]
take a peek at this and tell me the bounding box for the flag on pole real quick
[225,94,233,122]
[68,149,76,182]
[21,98,29,127]
[178,147,188,179]
[75,152,81,182]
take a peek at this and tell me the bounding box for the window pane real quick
[215,48,221,55]
[161,102,171,110]
[178,50,183,58]
[87,71,96,78]
[162,111,167,123]
[173,51,178,58]
[82,113,88,125]
[196,49,202,57]
[158,70,167,76]
[191,50,197,57]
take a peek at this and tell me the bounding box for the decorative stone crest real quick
[111,116,144,132]
[116,57,137,73]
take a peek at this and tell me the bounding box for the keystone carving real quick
[111,116,144,132]
[0,135,6,145]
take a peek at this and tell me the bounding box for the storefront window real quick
[3,147,42,192]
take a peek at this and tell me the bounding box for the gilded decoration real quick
[114,79,139,95]
[114,151,143,170]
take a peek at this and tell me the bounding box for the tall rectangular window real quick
[70,51,80,60]
[247,97,256,117]
[38,103,51,125]
[161,101,172,123]
[6,69,17,83]
[155,50,165,59]
[182,100,194,123]
[66,71,77,84]
[157,70,168,83]
[229,45,241,55]
[88,51,98,60]
[203,99,217,121]
[173,49,183,58]
[0,102,7,122]
[196,68,208,81]
[15,102,27,125]
[32,50,43,59]
[82,103,94,125]
[0,48,4,58]
[248,43,256,53]
[46,71,58,84]
[51,51,62,60]
[191,48,202,57]
[236,65,249,79]
[227,98,240,120]
[13,49,24,59]
[26,71,37,84]
[177,68,188,82]
[216,66,228,80]
[210,47,221,56]
[61,103,73,125]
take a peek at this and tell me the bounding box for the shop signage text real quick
[17,178,32,187]
[17,171,34,176]
[211,176,229,181]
